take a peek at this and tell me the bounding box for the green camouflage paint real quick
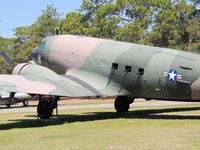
[0,35,200,101]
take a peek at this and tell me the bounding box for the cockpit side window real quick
[39,42,46,49]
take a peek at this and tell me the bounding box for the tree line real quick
[0,0,200,73]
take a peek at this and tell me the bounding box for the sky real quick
[0,0,82,38]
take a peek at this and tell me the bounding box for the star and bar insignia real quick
[163,69,182,81]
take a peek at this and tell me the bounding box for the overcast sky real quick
[0,0,82,37]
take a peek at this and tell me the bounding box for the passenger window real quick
[138,68,144,75]
[112,63,118,70]
[125,66,132,72]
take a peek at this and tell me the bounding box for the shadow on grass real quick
[0,105,37,109]
[1,106,200,130]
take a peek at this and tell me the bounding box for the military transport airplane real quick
[0,51,32,108]
[0,35,199,119]
[0,91,30,108]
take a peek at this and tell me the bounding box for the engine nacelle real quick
[12,63,58,78]
[12,63,29,75]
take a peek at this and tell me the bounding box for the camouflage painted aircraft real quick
[0,91,30,108]
[0,51,31,108]
[0,35,200,119]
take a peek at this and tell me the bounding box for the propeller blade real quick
[0,50,15,68]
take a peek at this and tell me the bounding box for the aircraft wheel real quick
[114,96,130,113]
[23,100,29,107]
[37,99,53,119]
[6,104,11,108]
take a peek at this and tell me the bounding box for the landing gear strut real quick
[37,96,59,119]
[114,96,134,113]
[6,104,11,108]
[23,100,29,107]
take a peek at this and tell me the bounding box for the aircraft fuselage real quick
[31,35,200,101]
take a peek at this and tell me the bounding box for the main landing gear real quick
[36,95,133,119]
[114,96,134,113]
[23,100,29,107]
[37,96,59,119]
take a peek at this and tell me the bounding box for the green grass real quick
[0,104,200,150]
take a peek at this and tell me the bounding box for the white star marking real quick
[168,70,177,80]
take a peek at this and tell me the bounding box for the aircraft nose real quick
[31,47,43,65]
[31,41,48,65]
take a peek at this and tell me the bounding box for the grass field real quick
[0,103,200,150]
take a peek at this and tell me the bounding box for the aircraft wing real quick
[0,74,95,97]
[0,73,128,97]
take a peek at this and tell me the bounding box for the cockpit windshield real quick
[39,42,46,49]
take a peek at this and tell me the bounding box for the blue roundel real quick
[167,69,177,81]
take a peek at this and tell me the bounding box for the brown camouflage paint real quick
[0,75,56,94]
[49,35,107,74]
[12,63,28,75]
[1,35,200,101]
[191,78,200,99]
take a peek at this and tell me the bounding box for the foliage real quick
[60,12,89,35]
[76,0,200,48]
[0,1,200,73]
[13,4,61,65]
[0,37,15,73]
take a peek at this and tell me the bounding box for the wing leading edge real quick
[0,74,96,97]
[0,73,128,97]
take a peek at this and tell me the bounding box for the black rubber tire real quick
[23,100,29,107]
[37,99,53,119]
[6,104,11,108]
[114,96,130,113]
